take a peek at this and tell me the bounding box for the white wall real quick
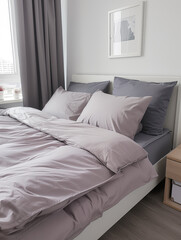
[67,0,181,83]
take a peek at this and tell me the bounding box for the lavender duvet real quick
[0,107,157,238]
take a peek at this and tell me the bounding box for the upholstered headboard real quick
[72,74,181,147]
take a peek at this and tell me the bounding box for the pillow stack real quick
[43,77,176,139]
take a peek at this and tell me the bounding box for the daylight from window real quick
[0,0,15,74]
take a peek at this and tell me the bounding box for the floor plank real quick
[99,182,181,240]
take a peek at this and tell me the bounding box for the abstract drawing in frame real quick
[108,1,143,58]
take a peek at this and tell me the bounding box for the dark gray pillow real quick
[68,81,110,93]
[113,77,177,135]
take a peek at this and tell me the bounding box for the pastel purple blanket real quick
[0,107,157,235]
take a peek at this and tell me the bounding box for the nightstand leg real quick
[163,177,171,205]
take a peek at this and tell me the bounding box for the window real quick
[0,0,21,100]
[0,0,15,74]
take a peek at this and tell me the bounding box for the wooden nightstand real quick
[163,144,181,211]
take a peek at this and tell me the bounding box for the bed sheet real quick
[135,129,172,164]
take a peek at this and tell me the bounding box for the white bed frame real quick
[71,75,181,240]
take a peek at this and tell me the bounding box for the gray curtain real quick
[14,0,64,109]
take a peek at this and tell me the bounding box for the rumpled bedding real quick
[0,107,157,238]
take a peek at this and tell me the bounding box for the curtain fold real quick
[14,0,64,109]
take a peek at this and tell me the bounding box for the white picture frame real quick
[108,1,143,58]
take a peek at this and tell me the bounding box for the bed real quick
[0,75,181,240]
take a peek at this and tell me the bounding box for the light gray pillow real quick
[42,87,91,120]
[113,77,177,135]
[68,81,110,93]
[77,91,152,139]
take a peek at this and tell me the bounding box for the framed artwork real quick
[108,1,143,58]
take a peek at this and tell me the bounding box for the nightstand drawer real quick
[171,180,181,204]
[166,159,181,182]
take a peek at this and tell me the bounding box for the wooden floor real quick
[99,182,181,240]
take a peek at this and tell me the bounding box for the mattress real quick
[135,129,172,164]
